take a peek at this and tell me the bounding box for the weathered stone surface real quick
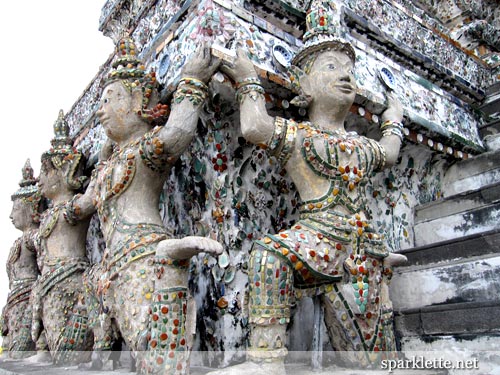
[392,255,500,310]
[413,181,500,246]
[400,335,500,375]
[5,0,500,371]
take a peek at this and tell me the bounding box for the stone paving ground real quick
[0,353,448,375]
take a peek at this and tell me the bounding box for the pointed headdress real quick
[41,110,86,190]
[292,0,355,69]
[11,159,44,223]
[103,36,168,124]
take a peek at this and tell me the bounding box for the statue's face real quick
[10,199,33,230]
[96,82,143,143]
[38,161,64,200]
[303,50,356,109]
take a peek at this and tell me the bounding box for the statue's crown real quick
[103,36,163,124]
[104,36,157,91]
[291,0,355,68]
[106,36,147,84]
[41,110,77,160]
[11,159,38,200]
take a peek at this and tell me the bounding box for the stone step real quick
[391,254,500,311]
[391,229,500,371]
[413,181,500,246]
[391,229,500,310]
[395,300,500,337]
[442,149,500,197]
[396,228,500,267]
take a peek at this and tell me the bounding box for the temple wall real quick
[57,0,499,368]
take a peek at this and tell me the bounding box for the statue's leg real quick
[108,257,152,350]
[9,299,36,358]
[2,305,10,353]
[81,314,120,371]
[82,264,117,370]
[207,246,292,375]
[322,258,395,368]
[42,273,92,365]
[41,289,64,356]
[23,330,52,363]
[247,246,291,358]
[108,256,190,375]
[141,254,194,375]
[142,284,190,375]
[379,269,398,355]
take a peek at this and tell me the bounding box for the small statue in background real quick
[219,0,406,372]
[1,160,44,358]
[31,111,93,365]
[70,37,222,374]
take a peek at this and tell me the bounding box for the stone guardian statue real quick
[218,0,407,372]
[31,110,93,365]
[1,160,44,358]
[68,37,222,374]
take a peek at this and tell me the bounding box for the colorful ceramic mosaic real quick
[241,112,398,364]
[199,1,407,370]
[2,239,38,356]
[144,286,189,375]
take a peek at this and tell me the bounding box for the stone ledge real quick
[413,181,500,246]
[414,204,500,246]
[395,300,500,337]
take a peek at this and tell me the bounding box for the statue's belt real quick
[103,225,170,278]
[254,211,388,287]
[35,258,89,300]
[5,278,37,310]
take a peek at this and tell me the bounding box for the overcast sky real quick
[0,1,114,339]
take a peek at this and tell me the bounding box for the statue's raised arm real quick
[221,48,275,146]
[379,90,404,167]
[159,42,221,157]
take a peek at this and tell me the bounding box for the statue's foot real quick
[24,351,52,363]
[77,351,114,371]
[206,360,286,375]
[78,358,115,371]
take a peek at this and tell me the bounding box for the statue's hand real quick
[181,41,221,83]
[99,138,115,162]
[381,91,403,123]
[31,319,42,343]
[220,47,258,82]
[383,253,407,268]
[157,236,223,260]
